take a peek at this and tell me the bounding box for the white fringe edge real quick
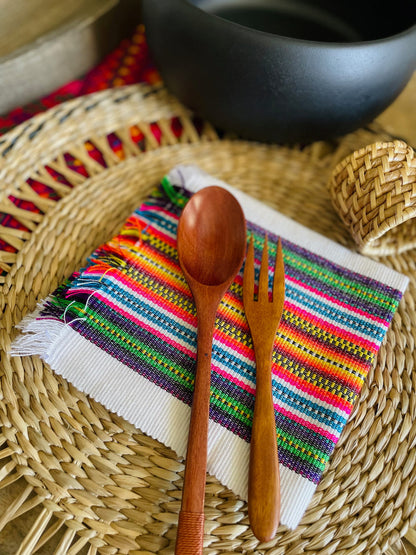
[10,298,66,357]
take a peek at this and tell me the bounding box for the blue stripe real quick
[72,272,261,383]
[84,273,263,381]
[212,345,255,381]
[73,261,351,434]
[286,283,386,341]
[272,379,347,433]
[72,273,360,423]
[138,210,178,237]
[215,343,347,434]
[76,277,198,349]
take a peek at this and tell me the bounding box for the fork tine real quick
[258,234,269,300]
[272,238,285,302]
[243,235,255,303]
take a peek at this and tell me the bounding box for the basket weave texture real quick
[0,84,415,554]
[329,140,416,256]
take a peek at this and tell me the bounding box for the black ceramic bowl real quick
[143,0,416,143]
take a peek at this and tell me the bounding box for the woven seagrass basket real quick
[0,84,415,554]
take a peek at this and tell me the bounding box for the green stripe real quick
[283,310,375,362]
[210,385,252,427]
[277,428,328,470]
[61,301,196,387]
[123,267,196,314]
[251,232,398,311]
[230,282,374,362]
[161,176,189,208]
[273,350,357,404]
[62,300,258,428]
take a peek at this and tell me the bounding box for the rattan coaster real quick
[0,85,415,554]
[329,140,416,256]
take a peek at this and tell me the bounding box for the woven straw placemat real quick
[0,84,415,554]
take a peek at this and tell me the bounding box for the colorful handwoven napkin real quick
[12,165,409,529]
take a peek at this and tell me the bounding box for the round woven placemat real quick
[0,84,415,554]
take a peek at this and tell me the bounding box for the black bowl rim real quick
[182,0,416,47]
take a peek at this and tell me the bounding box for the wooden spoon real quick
[175,186,246,555]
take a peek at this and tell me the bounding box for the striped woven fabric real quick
[13,165,408,528]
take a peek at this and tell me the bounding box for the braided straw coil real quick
[0,84,415,554]
[328,140,416,256]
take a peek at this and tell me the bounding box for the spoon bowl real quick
[175,185,246,554]
[178,186,247,286]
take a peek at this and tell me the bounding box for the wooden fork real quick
[243,234,285,542]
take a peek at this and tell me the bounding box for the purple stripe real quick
[247,221,403,304]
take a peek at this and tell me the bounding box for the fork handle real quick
[248,355,280,542]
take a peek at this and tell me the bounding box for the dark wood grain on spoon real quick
[175,186,246,555]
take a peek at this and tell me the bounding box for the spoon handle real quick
[175,299,218,555]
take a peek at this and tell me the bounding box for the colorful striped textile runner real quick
[12,165,409,529]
